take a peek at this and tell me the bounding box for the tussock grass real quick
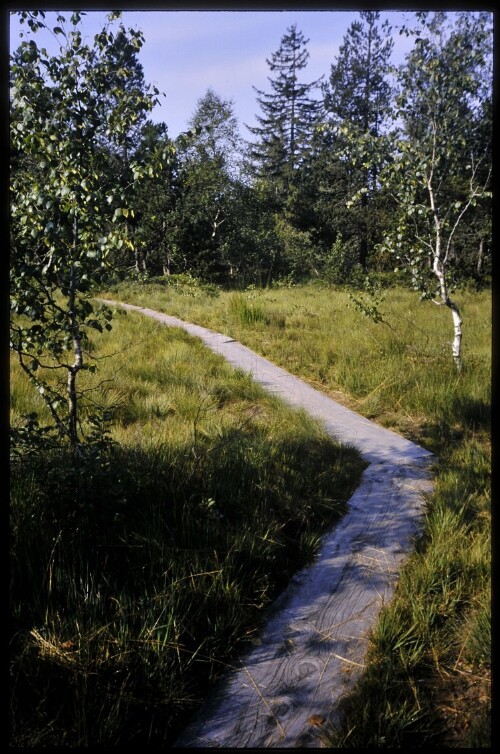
[97,277,491,746]
[10,305,365,747]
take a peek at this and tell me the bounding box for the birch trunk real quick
[448,298,463,370]
[162,220,171,276]
[68,218,84,447]
[477,237,484,276]
[433,253,463,371]
[428,150,463,371]
[67,313,83,448]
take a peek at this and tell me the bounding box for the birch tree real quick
[173,89,242,279]
[378,11,492,369]
[10,10,161,450]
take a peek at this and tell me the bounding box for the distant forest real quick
[11,10,492,289]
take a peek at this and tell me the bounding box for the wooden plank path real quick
[100,300,434,748]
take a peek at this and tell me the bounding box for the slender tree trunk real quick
[265,251,276,288]
[67,362,80,448]
[428,158,463,371]
[68,216,84,448]
[447,297,463,370]
[162,245,171,276]
[134,247,147,273]
[359,194,368,269]
[433,249,463,371]
[477,236,484,276]
[211,207,225,240]
[162,220,171,276]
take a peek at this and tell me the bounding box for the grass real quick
[10,306,365,747]
[93,275,491,747]
[100,279,491,447]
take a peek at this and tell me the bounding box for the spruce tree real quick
[324,11,393,136]
[247,24,323,194]
[323,11,394,269]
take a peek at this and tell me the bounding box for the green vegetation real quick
[10,307,365,747]
[96,277,491,746]
[99,278,490,442]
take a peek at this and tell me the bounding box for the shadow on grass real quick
[418,394,490,453]
[448,395,491,430]
[10,429,364,747]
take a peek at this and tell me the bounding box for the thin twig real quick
[241,663,287,739]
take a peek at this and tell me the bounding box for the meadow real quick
[10,299,365,747]
[10,276,491,746]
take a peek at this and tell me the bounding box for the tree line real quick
[10,10,492,448]
[111,11,492,290]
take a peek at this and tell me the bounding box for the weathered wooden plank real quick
[98,300,433,748]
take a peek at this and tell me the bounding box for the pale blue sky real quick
[8,9,459,140]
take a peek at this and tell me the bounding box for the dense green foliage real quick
[11,11,486,292]
[374,12,492,368]
[246,24,324,192]
[322,11,395,269]
[11,11,491,384]
[10,10,162,448]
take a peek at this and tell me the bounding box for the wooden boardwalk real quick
[100,300,434,748]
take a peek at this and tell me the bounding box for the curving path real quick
[100,300,434,748]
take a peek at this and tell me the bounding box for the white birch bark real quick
[68,216,84,446]
[427,127,463,370]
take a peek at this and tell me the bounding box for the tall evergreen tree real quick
[247,24,323,194]
[325,11,393,137]
[323,11,394,268]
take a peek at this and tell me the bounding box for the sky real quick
[7,9,471,141]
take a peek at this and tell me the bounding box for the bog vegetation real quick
[10,9,491,748]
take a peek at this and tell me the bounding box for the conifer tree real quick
[323,11,394,268]
[247,24,323,194]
